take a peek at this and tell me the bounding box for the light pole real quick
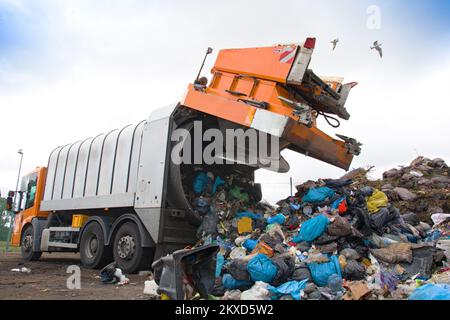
[6,149,23,252]
[14,149,24,205]
[290,177,293,197]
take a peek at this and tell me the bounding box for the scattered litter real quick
[143,280,159,296]
[344,281,372,300]
[100,262,129,285]
[11,267,31,273]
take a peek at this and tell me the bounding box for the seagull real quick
[371,40,383,58]
[330,38,339,51]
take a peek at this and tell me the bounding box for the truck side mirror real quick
[6,190,14,211]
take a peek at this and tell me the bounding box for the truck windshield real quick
[20,172,38,210]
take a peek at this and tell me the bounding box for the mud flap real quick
[152,244,219,300]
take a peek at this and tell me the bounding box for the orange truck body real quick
[181,38,359,170]
[10,167,49,246]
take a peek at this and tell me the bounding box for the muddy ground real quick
[0,252,153,300]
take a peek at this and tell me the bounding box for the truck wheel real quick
[21,225,42,261]
[80,222,112,269]
[113,222,152,273]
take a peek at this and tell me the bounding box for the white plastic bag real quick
[240,281,270,300]
[143,280,159,296]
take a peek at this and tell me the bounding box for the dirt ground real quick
[0,252,154,300]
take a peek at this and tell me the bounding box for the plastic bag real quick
[242,239,258,252]
[222,289,242,300]
[228,259,251,281]
[331,196,345,209]
[192,197,210,215]
[222,273,253,290]
[293,214,329,243]
[290,265,312,282]
[267,213,286,225]
[143,280,159,296]
[408,283,450,300]
[327,274,343,293]
[267,279,308,300]
[247,254,278,283]
[216,253,225,277]
[229,186,249,202]
[327,216,351,236]
[271,253,296,286]
[236,211,263,220]
[212,176,225,194]
[307,255,342,287]
[229,247,247,260]
[241,281,270,300]
[260,225,285,248]
[197,211,218,238]
[193,172,212,194]
[302,187,335,204]
[366,189,388,213]
[344,260,366,281]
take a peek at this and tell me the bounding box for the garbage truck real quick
[9,38,361,273]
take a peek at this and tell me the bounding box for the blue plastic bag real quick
[292,214,329,243]
[267,213,286,225]
[192,197,210,214]
[307,255,342,287]
[247,254,278,283]
[327,274,343,293]
[215,253,225,277]
[424,229,442,242]
[408,284,450,300]
[331,196,346,209]
[302,187,335,203]
[236,211,263,220]
[216,237,234,251]
[222,273,253,289]
[242,239,258,252]
[193,172,212,194]
[267,279,308,300]
[212,176,225,194]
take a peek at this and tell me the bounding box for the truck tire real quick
[80,222,112,269]
[21,225,42,261]
[113,222,153,273]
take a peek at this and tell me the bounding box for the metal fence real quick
[0,198,14,251]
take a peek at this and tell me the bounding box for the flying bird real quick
[330,38,339,51]
[371,41,383,58]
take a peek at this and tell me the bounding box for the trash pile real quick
[364,156,449,224]
[153,156,450,300]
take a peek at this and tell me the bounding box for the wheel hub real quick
[85,235,99,259]
[117,235,135,260]
[22,235,32,252]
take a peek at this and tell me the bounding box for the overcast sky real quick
[0,0,449,203]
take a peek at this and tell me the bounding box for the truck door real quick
[10,169,47,246]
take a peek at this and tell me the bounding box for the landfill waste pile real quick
[150,156,450,300]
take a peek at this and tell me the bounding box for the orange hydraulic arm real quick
[180,38,361,170]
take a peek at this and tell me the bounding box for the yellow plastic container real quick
[72,214,89,228]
